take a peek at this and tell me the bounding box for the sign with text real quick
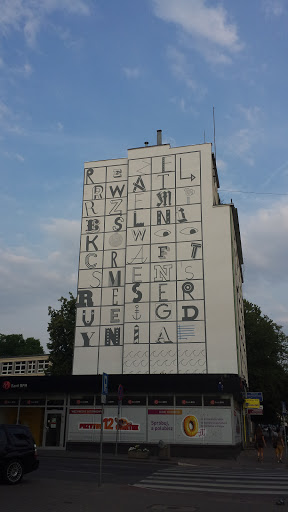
[102,373,108,395]
[247,408,263,416]
[244,399,260,408]
[68,405,233,445]
[246,392,263,401]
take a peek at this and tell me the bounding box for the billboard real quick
[68,406,232,445]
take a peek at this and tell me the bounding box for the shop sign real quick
[21,398,45,406]
[96,395,118,406]
[148,396,174,406]
[47,399,65,406]
[0,398,19,405]
[68,407,146,443]
[2,380,27,391]
[203,397,231,406]
[175,396,202,406]
[70,397,94,406]
[122,396,146,406]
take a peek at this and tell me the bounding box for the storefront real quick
[0,373,244,456]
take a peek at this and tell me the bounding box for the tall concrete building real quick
[73,132,247,383]
[0,133,248,451]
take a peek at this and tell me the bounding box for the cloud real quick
[170,96,199,116]
[0,217,80,347]
[262,0,285,17]
[241,198,288,333]
[123,67,141,79]
[167,47,198,91]
[216,159,228,173]
[223,105,264,166]
[166,47,207,100]
[237,105,262,124]
[241,199,288,283]
[152,0,243,63]
[0,0,90,47]
[0,99,26,136]
[11,62,33,77]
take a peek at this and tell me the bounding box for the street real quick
[1,454,288,512]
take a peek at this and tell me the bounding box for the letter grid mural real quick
[74,151,207,374]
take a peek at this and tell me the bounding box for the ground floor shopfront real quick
[0,374,245,456]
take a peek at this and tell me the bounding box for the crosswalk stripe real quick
[153,471,288,481]
[133,467,288,495]
[134,483,288,495]
[141,477,288,489]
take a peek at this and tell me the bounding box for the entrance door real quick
[44,412,63,447]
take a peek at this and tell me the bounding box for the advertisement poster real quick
[201,409,232,444]
[68,407,146,442]
[68,406,233,445]
[148,408,179,442]
[233,409,242,444]
[149,407,232,444]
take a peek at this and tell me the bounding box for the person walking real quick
[274,429,285,463]
[255,425,266,462]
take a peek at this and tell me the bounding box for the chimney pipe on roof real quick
[157,130,162,145]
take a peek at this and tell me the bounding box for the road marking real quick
[133,466,288,495]
[56,469,113,475]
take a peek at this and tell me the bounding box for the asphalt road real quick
[33,456,169,484]
[1,456,287,512]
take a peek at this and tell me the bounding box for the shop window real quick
[1,362,13,375]
[27,361,36,374]
[14,361,27,374]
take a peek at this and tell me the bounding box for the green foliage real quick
[47,293,76,375]
[244,299,288,423]
[0,334,44,357]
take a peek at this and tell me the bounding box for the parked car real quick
[0,424,39,484]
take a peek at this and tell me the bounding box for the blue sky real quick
[0,0,288,349]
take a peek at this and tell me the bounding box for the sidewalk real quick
[38,443,287,471]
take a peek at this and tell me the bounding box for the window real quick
[14,361,27,374]
[27,361,36,374]
[37,360,49,373]
[1,362,13,375]
[0,429,7,449]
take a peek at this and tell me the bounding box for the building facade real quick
[73,136,247,381]
[0,355,50,377]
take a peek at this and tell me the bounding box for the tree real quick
[244,299,288,423]
[0,334,44,357]
[47,293,76,375]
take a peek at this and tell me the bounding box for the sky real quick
[0,0,288,351]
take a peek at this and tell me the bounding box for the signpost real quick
[244,399,260,409]
[115,384,124,456]
[243,392,263,446]
[247,406,263,415]
[246,392,263,401]
[99,373,108,487]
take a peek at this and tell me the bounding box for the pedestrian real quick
[274,429,284,463]
[255,425,266,462]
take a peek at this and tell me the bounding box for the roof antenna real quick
[213,106,216,161]
[204,130,206,143]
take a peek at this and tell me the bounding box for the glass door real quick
[44,411,64,447]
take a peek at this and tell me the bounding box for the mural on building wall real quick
[74,150,207,374]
